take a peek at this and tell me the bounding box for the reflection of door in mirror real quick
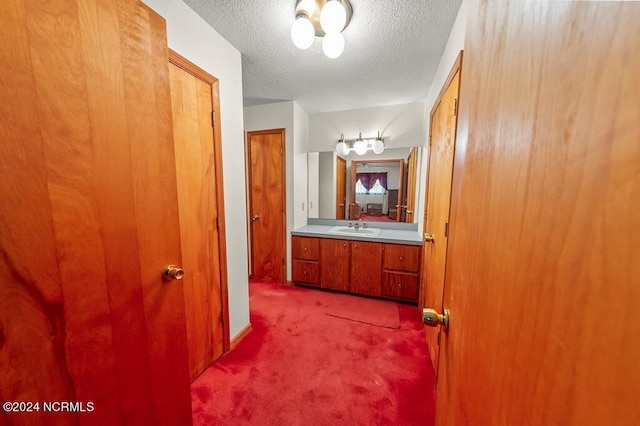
[404,147,419,223]
[335,156,346,219]
[350,159,404,222]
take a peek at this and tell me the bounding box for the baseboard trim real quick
[230,323,253,349]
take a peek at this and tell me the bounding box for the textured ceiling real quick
[183,0,462,113]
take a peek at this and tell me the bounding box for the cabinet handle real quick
[354,244,358,249]
[303,270,307,275]
[303,247,308,252]
[397,283,402,288]
[343,243,347,248]
[399,256,404,262]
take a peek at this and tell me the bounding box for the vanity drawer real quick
[383,244,421,273]
[292,260,319,285]
[292,236,320,261]
[381,271,419,301]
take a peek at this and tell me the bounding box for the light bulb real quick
[291,16,315,49]
[372,139,384,154]
[353,140,367,155]
[320,0,347,34]
[335,141,349,156]
[322,32,345,59]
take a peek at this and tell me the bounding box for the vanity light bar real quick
[335,132,385,156]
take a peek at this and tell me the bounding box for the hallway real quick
[191,281,435,425]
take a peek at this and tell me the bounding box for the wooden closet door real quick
[435,1,640,424]
[0,1,191,424]
[169,55,228,382]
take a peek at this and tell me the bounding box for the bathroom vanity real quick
[291,224,422,303]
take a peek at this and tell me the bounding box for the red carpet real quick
[325,295,400,329]
[191,281,436,425]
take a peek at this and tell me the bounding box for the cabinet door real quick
[320,239,350,292]
[382,271,420,301]
[292,260,319,285]
[292,236,320,260]
[384,244,421,273]
[350,241,382,296]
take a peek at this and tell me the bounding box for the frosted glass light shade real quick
[320,0,347,34]
[372,139,385,154]
[291,16,315,49]
[335,141,349,156]
[353,140,367,155]
[322,32,345,59]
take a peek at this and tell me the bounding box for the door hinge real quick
[428,135,432,146]
[444,222,449,238]
[280,145,283,156]
[211,111,215,127]
[216,217,220,229]
[453,99,458,117]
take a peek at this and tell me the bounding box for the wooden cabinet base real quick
[291,236,421,303]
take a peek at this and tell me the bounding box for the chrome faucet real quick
[354,222,360,230]
[362,222,368,228]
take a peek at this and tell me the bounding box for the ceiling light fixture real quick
[335,132,385,156]
[290,0,352,59]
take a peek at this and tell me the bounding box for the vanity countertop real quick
[291,225,423,246]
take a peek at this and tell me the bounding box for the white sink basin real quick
[327,226,381,237]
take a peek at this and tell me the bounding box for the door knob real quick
[163,264,185,281]
[424,233,435,242]
[422,308,449,332]
[252,215,259,221]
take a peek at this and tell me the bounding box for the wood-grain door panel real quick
[350,241,382,296]
[291,236,320,261]
[436,2,640,424]
[248,129,286,282]
[292,260,319,285]
[421,57,461,376]
[320,239,350,292]
[0,1,192,424]
[336,156,347,219]
[382,272,420,301]
[384,244,421,273]
[169,54,227,382]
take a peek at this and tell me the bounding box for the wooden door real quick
[0,1,192,424]
[320,239,350,292]
[420,55,462,375]
[247,129,286,283]
[335,156,347,219]
[395,160,405,222]
[436,1,640,425]
[404,148,419,223]
[169,51,229,381]
[350,242,382,296]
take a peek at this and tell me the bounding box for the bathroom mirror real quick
[307,147,422,223]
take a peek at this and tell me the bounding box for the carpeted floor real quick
[191,280,436,425]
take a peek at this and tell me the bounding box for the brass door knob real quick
[252,215,259,221]
[422,308,450,332]
[163,264,185,281]
[424,233,435,243]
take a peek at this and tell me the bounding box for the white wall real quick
[307,152,319,219]
[293,103,309,229]
[244,101,309,282]
[308,102,426,152]
[418,1,467,232]
[143,0,249,339]
[318,152,336,219]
